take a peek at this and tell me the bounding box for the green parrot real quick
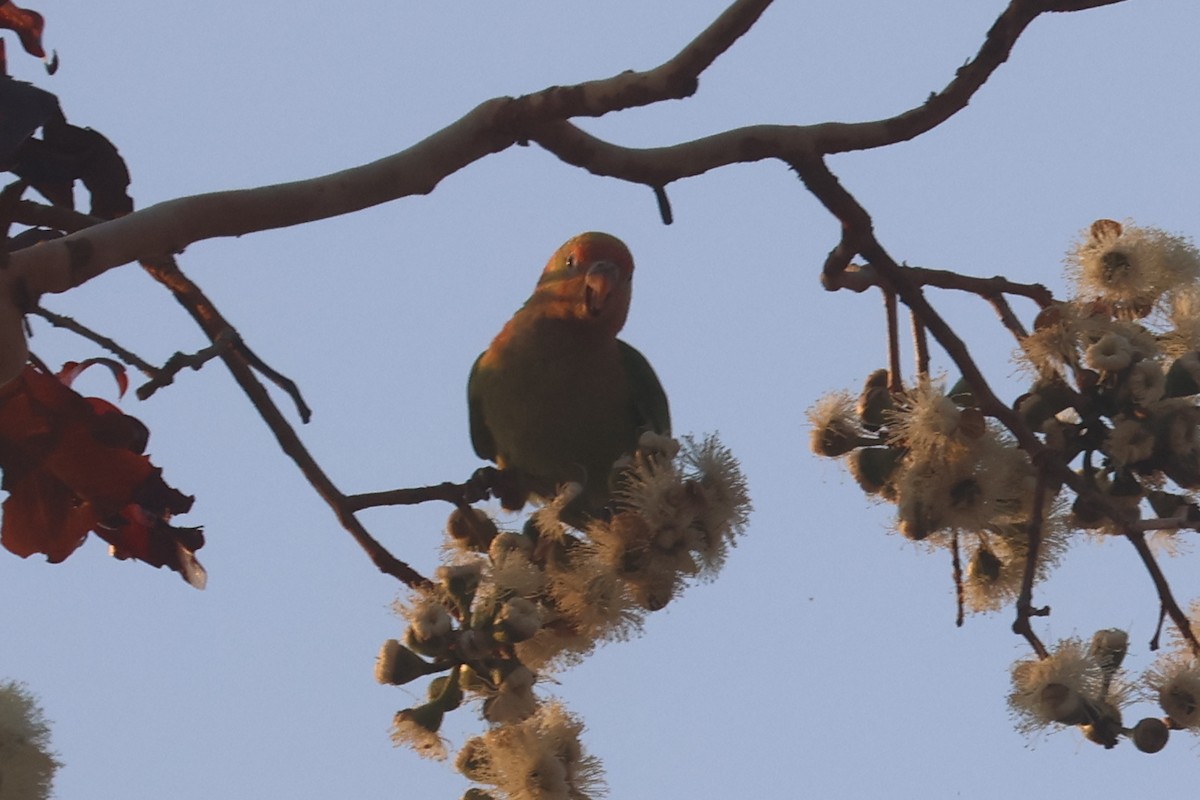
[468,231,671,517]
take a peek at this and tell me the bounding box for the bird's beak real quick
[584,260,618,316]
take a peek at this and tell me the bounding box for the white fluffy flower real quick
[0,681,59,800]
[1070,219,1200,312]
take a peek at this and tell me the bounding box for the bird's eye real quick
[564,254,576,271]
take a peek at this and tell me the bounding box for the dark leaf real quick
[13,122,133,217]
[0,76,58,164]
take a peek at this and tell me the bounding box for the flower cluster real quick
[1016,222,1200,536]
[808,372,1066,614]
[1007,630,1168,751]
[375,434,749,797]
[813,219,1200,752]
[456,702,604,800]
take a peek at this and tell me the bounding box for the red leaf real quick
[0,363,205,587]
[97,504,207,590]
[0,1,44,59]
[58,358,129,397]
[1,469,95,561]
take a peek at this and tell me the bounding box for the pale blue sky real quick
[5,2,1200,797]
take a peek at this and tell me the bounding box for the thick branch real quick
[3,0,773,306]
[0,0,779,385]
[0,0,1124,390]
[511,0,773,120]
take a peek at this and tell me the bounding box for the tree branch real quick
[30,304,159,376]
[1013,473,1051,659]
[0,0,1123,386]
[139,254,432,589]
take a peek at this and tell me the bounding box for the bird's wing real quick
[619,339,671,437]
[467,352,497,461]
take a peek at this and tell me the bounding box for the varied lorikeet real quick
[468,232,670,517]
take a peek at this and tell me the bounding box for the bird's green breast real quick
[472,315,640,505]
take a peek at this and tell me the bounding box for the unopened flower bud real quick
[1131,717,1169,754]
[393,701,444,739]
[1090,218,1123,241]
[847,447,900,495]
[461,788,497,800]
[856,369,893,431]
[1089,628,1128,673]
[1165,352,1200,398]
[375,639,435,685]
[447,507,498,551]
[428,671,464,711]
[494,597,542,643]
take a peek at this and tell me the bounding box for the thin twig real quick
[653,185,674,225]
[952,531,965,628]
[1013,473,1051,659]
[884,290,901,393]
[30,304,159,375]
[912,312,930,377]
[1123,530,1200,657]
[140,254,432,589]
[237,340,312,423]
[797,144,1200,666]
[1150,604,1168,652]
[986,292,1030,341]
[1125,514,1199,534]
[15,204,313,421]
[793,153,1049,458]
[135,330,237,400]
[346,481,476,513]
[831,262,1054,308]
[348,468,524,514]
[20,203,428,586]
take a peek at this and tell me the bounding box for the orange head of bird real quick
[534,232,635,336]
